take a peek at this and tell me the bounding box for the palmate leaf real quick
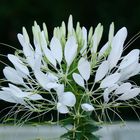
[60,129,100,140]
[85,133,100,140]
[60,117,100,140]
[77,119,100,133]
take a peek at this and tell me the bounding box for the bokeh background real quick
[0,0,140,122]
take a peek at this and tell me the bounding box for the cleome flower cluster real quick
[0,15,140,122]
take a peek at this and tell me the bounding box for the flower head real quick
[0,15,140,125]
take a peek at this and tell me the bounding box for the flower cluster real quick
[0,15,140,125]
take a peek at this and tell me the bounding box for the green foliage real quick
[60,116,101,140]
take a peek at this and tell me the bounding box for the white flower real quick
[8,54,29,76]
[0,84,43,104]
[17,33,35,69]
[1,15,140,125]
[3,66,25,85]
[34,70,59,90]
[57,103,69,114]
[56,85,76,114]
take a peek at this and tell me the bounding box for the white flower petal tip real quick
[95,60,109,83]
[78,57,91,81]
[117,88,140,101]
[100,73,121,88]
[50,37,63,64]
[72,73,85,88]
[64,36,78,67]
[57,103,69,114]
[59,92,76,107]
[81,103,95,111]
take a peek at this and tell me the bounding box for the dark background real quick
[0,0,140,121]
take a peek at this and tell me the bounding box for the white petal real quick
[130,63,140,77]
[33,53,42,71]
[68,15,73,35]
[98,42,109,58]
[80,27,87,56]
[78,57,91,81]
[64,36,78,67]
[47,72,58,82]
[33,39,42,70]
[3,67,24,85]
[55,84,64,96]
[40,34,56,67]
[0,91,18,103]
[17,34,35,68]
[26,93,43,100]
[8,54,29,76]
[72,73,85,88]
[108,27,127,69]
[46,83,59,89]
[95,60,109,82]
[103,89,110,103]
[100,73,121,88]
[119,62,138,81]
[42,46,56,67]
[119,49,139,69]
[57,102,69,114]
[103,85,118,103]
[8,84,28,98]
[50,37,63,64]
[34,70,49,90]
[117,88,140,100]
[59,92,76,107]
[108,22,114,43]
[114,82,132,95]
[1,85,25,104]
[22,27,30,44]
[91,23,103,53]
[81,103,95,111]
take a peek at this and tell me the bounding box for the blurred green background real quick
[0,0,140,121]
